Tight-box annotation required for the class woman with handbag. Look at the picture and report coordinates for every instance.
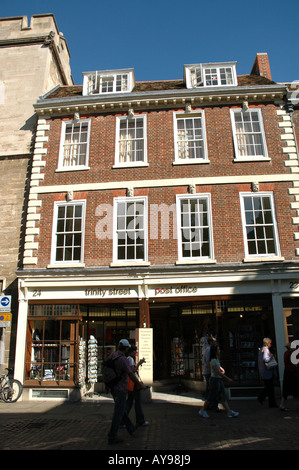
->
[257,337,278,408]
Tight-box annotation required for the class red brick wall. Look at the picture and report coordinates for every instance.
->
[40,103,287,188]
[30,102,298,268]
[34,182,297,268]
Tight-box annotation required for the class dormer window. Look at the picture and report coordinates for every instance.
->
[185,62,237,88]
[204,66,234,86]
[83,69,135,96]
[190,67,203,87]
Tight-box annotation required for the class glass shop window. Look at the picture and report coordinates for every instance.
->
[25,304,79,383]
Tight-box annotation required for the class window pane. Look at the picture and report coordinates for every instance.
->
[118,117,145,163]
[176,115,205,161]
[62,121,89,167]
[242,195,278,257]
[116,200,146,261]
[233,110,266,158]
[178,196,211,259]
[55,204,84,263]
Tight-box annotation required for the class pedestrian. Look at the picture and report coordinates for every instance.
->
[199,343,239,418]
[107,339,146,445]
[203,337,213,398]
[126,346,149,427]
[279,343,299,411]
[257,337,278,408]
[203,336,220,411]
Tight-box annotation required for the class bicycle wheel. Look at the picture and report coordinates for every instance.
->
[2,379,23,403]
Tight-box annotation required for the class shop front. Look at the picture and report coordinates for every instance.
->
[14,269,299,400]
[150,297,275,388]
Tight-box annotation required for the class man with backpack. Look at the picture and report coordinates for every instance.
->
[107,339,146,445]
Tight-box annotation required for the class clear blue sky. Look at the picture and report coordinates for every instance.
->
[2,0,299,86]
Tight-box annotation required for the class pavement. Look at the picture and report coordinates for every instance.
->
[0,386,298,456]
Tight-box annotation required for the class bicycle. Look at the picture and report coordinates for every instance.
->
[0,368,23,403]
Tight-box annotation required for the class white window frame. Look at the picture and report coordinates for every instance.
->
[173,111,208,164]
[115,115,147,167]
[203,65,236,87]
[230,108,269,161]
[58,119,91,171]
[240,192,281,260]
[185,62,237,88]
[82,69,134,95]
[51,200,86,265]
[113,197,148,264]
[176,194,214,262]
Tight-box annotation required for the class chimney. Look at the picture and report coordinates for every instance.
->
[250,53,272,81]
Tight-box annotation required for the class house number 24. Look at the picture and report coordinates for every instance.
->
[289,282,299,290]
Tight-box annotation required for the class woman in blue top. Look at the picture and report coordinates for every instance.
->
[199,343,239,418]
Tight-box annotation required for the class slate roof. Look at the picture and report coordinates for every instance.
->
[44,74,276,100]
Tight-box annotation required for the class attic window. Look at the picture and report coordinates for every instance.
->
[190,67,202,87]
[204,66,234,86]
[185,62,237,88]
[83,69,134,95]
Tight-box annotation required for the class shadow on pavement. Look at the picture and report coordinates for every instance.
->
[0,392,299,451]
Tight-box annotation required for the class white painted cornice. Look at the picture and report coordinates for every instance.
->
[34,84,287,117]
[30,172,299,195]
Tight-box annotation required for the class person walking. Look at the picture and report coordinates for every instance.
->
[257,337,278,408]
[199,343,239,419]
[279,343,299,411]
[126,346,149,427]
[107,339,146,445]
[203,337,214,399]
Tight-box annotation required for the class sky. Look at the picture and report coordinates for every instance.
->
[1,0,299,86]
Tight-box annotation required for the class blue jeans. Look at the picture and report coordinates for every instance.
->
[126,389,145,425]
[108,389,135,442]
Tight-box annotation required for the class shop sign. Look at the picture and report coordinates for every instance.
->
[0,313,11,328]
[27,287,138,300]
[136,328,153,386]
[0,295,11,312]
[153,285,198,296]
[85,287,133,297]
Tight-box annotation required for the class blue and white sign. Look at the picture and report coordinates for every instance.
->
[0,296,11,312]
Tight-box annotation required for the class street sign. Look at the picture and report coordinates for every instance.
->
[0,313,11,327]
[0,296,11,313]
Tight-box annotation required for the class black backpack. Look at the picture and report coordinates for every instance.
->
[101,354,121,391]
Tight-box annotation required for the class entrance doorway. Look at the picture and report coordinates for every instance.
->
[150,303,216,381]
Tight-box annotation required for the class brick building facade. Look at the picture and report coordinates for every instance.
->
[15,53,299,400]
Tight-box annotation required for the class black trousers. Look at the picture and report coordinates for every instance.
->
[258,377,277,407]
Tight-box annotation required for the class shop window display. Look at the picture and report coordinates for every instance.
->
[26,303,138,386]
[80,304,138,385]
[165,297,274,386]
[26,304,79,384]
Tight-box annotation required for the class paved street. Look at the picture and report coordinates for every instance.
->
[0,389,298,454]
